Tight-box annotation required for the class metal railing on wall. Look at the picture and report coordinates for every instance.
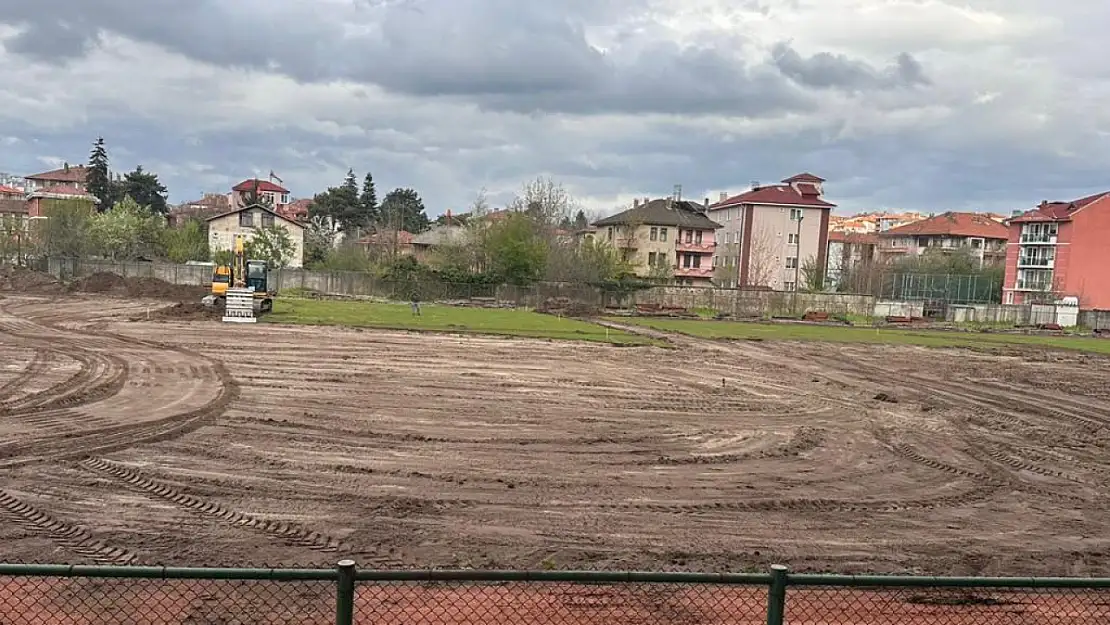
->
[2,562,1109,624]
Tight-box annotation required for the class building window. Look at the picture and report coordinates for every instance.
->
[790,208,803,220]
[648,252,657,266]
[650,227,658,241]
[784,281,796,291]
[712,255,718,267]
[261,212,274,228]
[607,227,613,241]
[685,230,693,243]
[786,257,798,268]
[788,233,799,245]
[695,230,703,244]
[659,228,668,241]
[239,211,254,228]
[692,255,701,268]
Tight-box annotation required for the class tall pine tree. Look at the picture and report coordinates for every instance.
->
[359,172,378,228]
[86,137,113,212]
[122,165,169,215]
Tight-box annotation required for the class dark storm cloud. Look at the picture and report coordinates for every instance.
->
[769,42,930,90]
[0,0,874,116]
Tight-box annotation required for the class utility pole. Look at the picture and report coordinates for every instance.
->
[792,214,803,314]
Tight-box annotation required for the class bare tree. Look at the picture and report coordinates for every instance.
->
[508,177,577,232]
[744,222,777,288]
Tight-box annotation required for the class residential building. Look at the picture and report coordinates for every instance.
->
[825,231,880,291]
[360,230,415,258]
[206,204,306,268]
[231,178,290,211]
[1003,193,1110,308]
[25,164,88,192]
[877,211,928,232]
[0,184,23,199]
[707,173,836,290]
[169,193,231,227]
[280,198,312,222]
[26,186,99,217]
[593,198,720,286]
[877,212,1008,266]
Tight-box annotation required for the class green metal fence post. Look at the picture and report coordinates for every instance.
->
[766,564,788,625]
[336,559,356,625]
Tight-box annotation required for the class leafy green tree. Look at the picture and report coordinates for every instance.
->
[86,137,114,211]
[573,210,589,230]
[483,211,547,285]
[162,219,210,263]
[380,187,430,234]
[311,170,362,234]
[121,165,168,215]
[89,196,164,260]
[249,225,296,268]
[36,198,96,257]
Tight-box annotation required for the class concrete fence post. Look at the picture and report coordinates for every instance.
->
[766,564,788,625]
[336,559,356,625]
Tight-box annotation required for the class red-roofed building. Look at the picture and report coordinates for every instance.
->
[169,193,231,227]
[707,174,836,289]
[231,178,290,211]
[360,229,415,258]
[877,212,1008,266]
[0,185,23,199]
[1002,192,1110,308]
[25,164,88,192]
[279,198,313,222]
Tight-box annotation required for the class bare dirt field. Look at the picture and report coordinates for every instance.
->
[3,292,1110,580]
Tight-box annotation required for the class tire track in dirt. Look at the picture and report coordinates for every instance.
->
[79,458,406,567]
[578,483,997,515]
[0,490,137,564]
[638,426,827,466]
[0,347,50,398]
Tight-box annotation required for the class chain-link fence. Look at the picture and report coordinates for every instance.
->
[2,563,1110,624]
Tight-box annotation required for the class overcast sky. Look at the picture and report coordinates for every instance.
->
[1,0,1108,216]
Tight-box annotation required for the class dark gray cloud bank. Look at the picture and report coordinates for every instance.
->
[0,0,1106,213]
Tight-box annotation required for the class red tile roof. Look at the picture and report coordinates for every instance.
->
[232,178,289,194]
[710,184,836,209]
[1009,192,1109,223]
[26,165,88,183]
[279,198,312,220]
[828,231,879,245]
[880,212,1008,239]
[782,172,825,183]
[0,185,23,196]
[360,230,414,246]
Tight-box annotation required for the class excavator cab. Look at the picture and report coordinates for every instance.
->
[211,265,232,297]
[246,260,274,312]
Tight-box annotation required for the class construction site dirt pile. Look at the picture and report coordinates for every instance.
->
[0,266,65,294]
[70,272,208,301]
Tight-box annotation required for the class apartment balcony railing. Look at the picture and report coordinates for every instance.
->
[1016,280,1053,291]
[1017,257,1054,269]
[674,266,714,278]
[675,240,715,253]
[1020,233,1057,244]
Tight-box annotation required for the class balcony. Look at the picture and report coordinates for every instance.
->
[1016,280,1053,291]
[1017,257,1054,269]
[1020,233,1057,244]
[673,266,714,278]
[675,240,715,253]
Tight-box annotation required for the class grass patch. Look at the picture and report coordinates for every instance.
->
[615,317,1110,355]
[266,298,656,345]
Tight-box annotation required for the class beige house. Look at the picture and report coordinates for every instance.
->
[707,173,836,290]
[206,204,305,268]
[593,198,720,286]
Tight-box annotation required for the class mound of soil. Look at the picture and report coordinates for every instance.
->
[71,272,127,293]
[0,265,65,294]
[131,301,220,321]
[70,272,208,302]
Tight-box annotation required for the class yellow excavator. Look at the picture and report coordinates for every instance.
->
[207,235,275,313]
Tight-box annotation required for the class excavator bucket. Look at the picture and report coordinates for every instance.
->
[222,287,257,323]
